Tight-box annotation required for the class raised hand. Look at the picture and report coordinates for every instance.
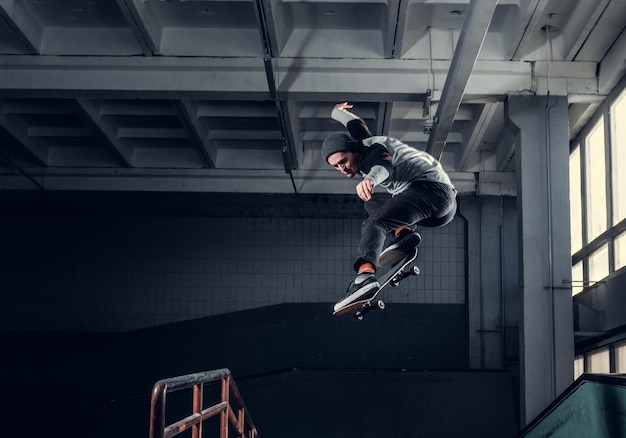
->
[333,102,353,112]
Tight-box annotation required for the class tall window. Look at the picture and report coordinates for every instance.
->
[587,348,610,374]
[570,145,582,254]
[571,82,626,296]
[588,244,609,283]
[616,342,626,373]
[585,117,607,242]
[616,231,626,272]
[577,342,626,377]
[574,355,584,379]
[611,90,626,225]
[571,261,583,296]
[571,84,626,381]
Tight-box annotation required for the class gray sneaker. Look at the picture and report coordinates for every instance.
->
[333,274,380,313]
[378,230,421,267]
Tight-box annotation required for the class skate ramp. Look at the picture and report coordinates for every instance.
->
[518,374,626,437]
[237,369,519,438]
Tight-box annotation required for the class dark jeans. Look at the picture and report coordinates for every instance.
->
[354,181,457,271]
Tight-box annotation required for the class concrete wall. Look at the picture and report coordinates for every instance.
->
[0,191,466,331]
[0,190,523,372]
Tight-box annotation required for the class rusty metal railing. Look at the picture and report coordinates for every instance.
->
[149,368,258,438]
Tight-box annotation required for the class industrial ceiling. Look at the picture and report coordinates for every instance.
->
[0,0,624,197]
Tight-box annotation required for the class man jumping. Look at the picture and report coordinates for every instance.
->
[322,102,457,313]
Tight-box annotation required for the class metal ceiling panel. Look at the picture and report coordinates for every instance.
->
[0,0,623,195]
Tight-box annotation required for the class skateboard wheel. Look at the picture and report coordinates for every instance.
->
[355,311,364,321]
[411,266,420,275]
[377,300,385,310]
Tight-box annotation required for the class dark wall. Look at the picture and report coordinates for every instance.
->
[1,190,467,331]
[1,191,520,437]
[3,302,471,438]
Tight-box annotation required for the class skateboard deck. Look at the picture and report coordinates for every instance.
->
[333,247,420,320]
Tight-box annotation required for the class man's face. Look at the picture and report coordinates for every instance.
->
[327,151,359,177]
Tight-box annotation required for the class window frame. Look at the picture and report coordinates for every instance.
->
[570,77,626,294]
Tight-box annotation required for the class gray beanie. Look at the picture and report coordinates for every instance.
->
[321,132,360,163]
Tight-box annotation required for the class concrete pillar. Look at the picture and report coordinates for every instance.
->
[506,95,574,425]
[464,197,504,370]
[462,195,519,373]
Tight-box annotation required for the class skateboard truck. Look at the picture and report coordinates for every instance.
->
[390,266,420,287]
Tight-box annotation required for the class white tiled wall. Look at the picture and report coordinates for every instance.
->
[0,214,465,331]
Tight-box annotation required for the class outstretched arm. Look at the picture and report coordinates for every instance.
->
[331,102,387,201]
[330,102,373,141]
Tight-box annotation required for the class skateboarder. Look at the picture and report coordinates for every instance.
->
[322,102,457,313]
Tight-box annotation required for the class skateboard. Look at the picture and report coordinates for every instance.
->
[333,247,420,320]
